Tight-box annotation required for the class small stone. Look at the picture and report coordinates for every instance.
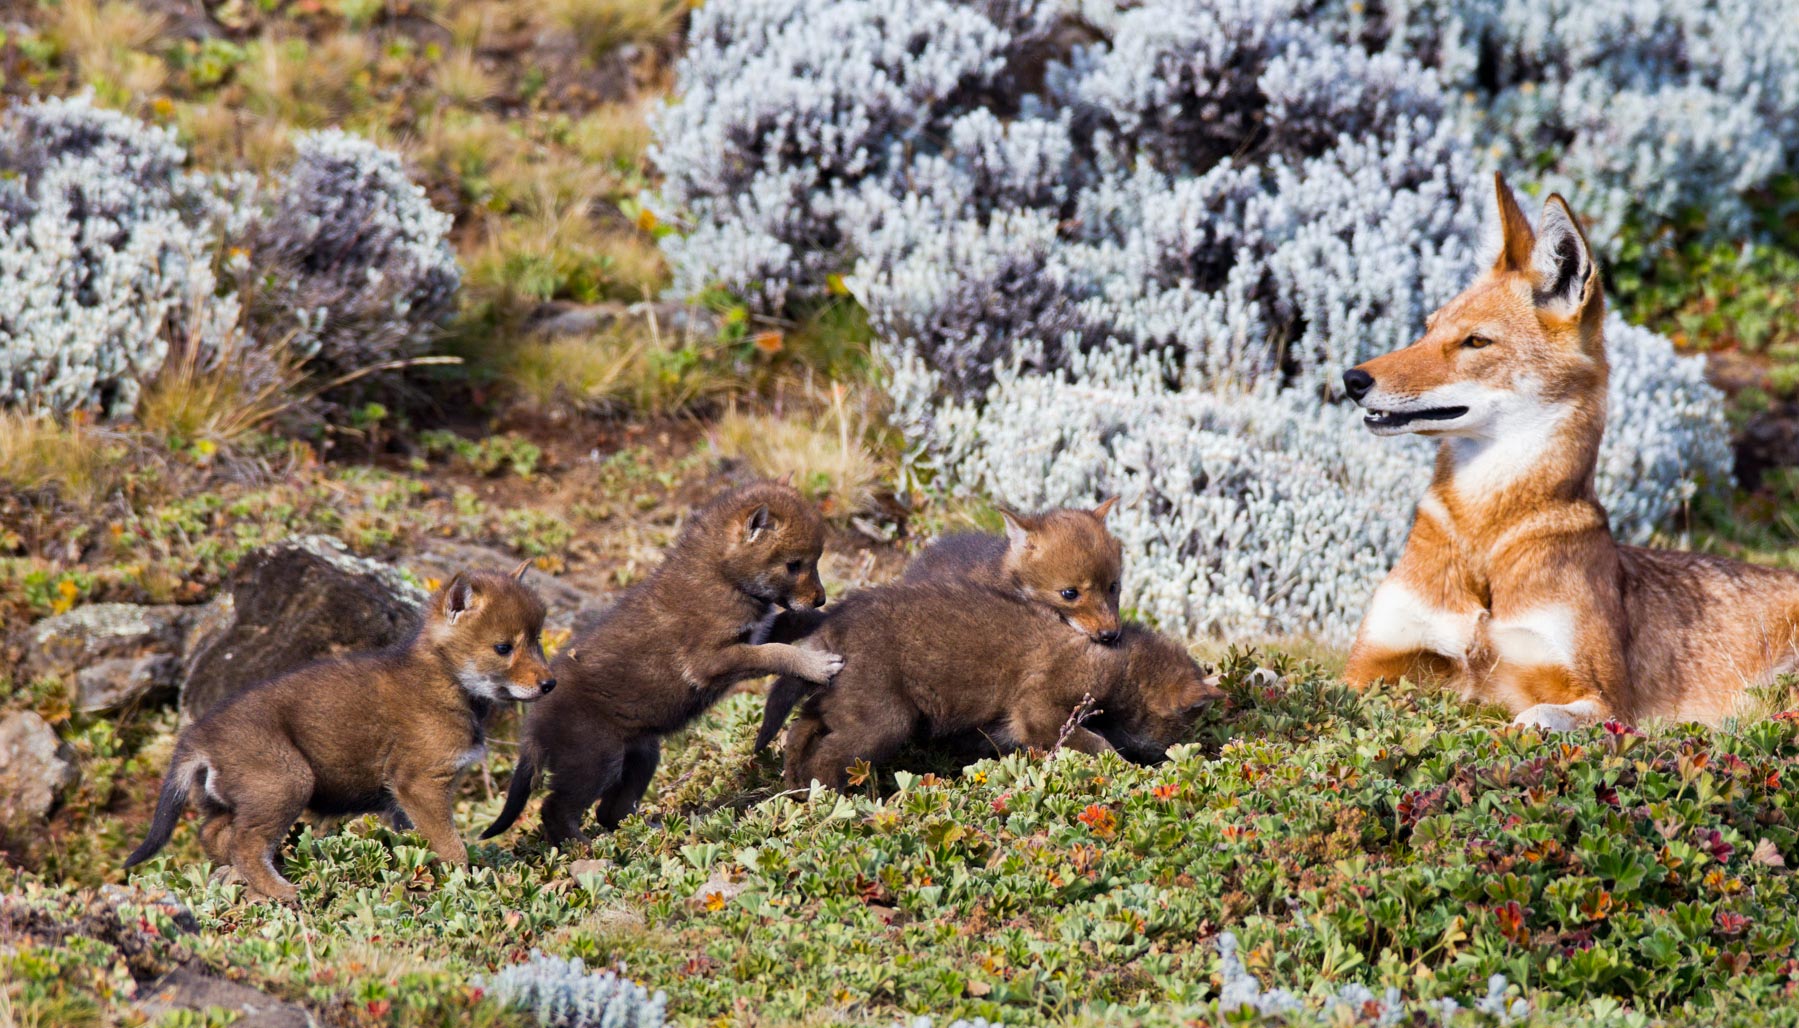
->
[569,858,615,881]
[134,965,316,1028]
[75,654,179,713]
[23,603,188,685]
[0,710,77,826]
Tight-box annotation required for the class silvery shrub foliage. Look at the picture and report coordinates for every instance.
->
[1309,0,1799,257]
[0,95,236,416]
[248,129,460,380]
[0,97,457,416]
[651,0,1736,641]
[482,951,668,1028]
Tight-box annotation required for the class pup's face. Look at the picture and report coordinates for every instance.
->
[1001,498,1124,644]
[722,484,829,610]
[429,563,555,703]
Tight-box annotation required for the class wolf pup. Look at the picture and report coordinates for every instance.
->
[1341,172,1799,730]
[482,480,842,844]
[768,582,1219,791]
[903,498,1124,643]
[124,564,554,901]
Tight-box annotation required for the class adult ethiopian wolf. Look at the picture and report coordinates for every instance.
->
[1339,173,1799,730]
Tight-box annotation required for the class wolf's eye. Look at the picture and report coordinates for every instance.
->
[494,642,514,656]
[786,559,805,573]
[1059,588,1079,601]
[1463,335,1493,349]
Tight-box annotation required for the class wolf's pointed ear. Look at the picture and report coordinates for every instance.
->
[510,559,531,582]
[1091,496,1119,522]
[774,471,795,487]
[443,572,475,625]
[1530,194,1598,322]
[997,505,1033,552]
[744,504,772,544]
[1489,172,1536,274]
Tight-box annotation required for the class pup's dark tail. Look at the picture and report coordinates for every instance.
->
[755,676,815,751]
[481,748,537,839]
[125,751,200,869]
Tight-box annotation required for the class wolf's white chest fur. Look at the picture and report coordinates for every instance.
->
[1360,582,1482,659]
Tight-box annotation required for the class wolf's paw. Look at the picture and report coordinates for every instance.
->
[1512,699,1602,733]
[794,648,845,684]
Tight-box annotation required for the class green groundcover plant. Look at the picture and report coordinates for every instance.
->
[10,654,1799,1026]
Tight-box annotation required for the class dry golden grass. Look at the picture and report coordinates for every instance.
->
[0,411,129,507]
[710,383,885,519]
[505,316,733,417]
[541,0,687,61]
[570,101,655,170]
[433,46,497,108]
[46,0,167,103]
[174,100,292,173]
[240,34,377,127]
[134,329,305,452]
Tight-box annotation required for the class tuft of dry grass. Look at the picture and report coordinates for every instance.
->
[135,323,307,452]
[541,0,688,62]
[0,411,129,507]
[46,0,168,104]
[710,383,885,519]
[504,315,734,417]
[239,34,378,128]
[174,100,292,173]
[570,101,655,170]
[433,46,497,108]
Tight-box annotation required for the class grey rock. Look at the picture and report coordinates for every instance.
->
[23,602,188,685]
[179,535,426,720]
[0,710,76,826]
[74,654,180,713]
[135,965,317,1028]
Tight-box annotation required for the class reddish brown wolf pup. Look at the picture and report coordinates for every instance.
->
[1343,173,1799,729]
[903,498,1124,643]
[482,480,841,844]
[125,564,554,901]
[767,581,1219,791]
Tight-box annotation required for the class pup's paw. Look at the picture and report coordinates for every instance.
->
[794,648,845,684]
[1512,700,1601,733]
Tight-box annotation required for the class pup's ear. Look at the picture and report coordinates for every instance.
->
[743,504,772,544]
[442,572,478,625]
[510,559,531,582]
[1152,670,1224,719]
[1091,496,1119,522]
[774,471,795,487]
[996,505,1033,553]
[1489,171,1536,274]
[1530,193,1599,323]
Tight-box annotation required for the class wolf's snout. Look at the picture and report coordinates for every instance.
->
[1342,368,1374,402]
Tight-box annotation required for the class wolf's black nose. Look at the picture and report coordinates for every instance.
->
[1342,368,1374,401]
[1098,629,1121,646]
[539,677,557,694]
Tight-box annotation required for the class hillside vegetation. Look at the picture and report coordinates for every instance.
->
[5,1,1799,1027]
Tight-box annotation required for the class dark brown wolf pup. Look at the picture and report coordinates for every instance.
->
[482,480,842,845]
[903,498,1124,643]
[125,563,554,901]
[766,581,1218,791]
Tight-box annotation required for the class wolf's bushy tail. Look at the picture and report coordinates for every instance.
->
[481,748,538,839]
[754,676,816,751]
[124,751,201,869]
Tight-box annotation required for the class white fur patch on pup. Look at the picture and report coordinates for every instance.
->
[1488,604,1578,669]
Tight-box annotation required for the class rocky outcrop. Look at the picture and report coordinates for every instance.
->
[0,710,77,827]
[22,603,189,710]
[179,535,427,720]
